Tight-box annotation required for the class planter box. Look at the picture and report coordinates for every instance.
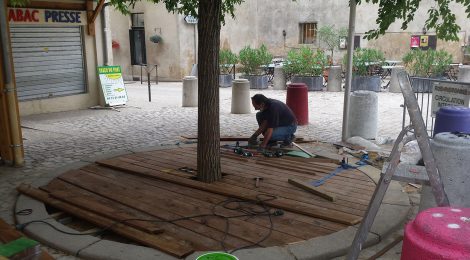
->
[291,76,324,91]
[352,75,381,92]
[410,77,446,93]
[241,75,269,89]
[219,74,233,88]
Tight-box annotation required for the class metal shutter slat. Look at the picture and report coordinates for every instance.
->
[10,25,86,100]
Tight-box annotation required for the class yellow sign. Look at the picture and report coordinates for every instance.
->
[420,36,429,47]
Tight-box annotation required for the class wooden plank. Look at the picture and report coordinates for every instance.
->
[48,190,163,234]
[96,157,362,225]
[126,150,374,206]
[0,218,54,260]
[42,179,246,251]
[17,184,195,258]
[288,179,336,202]
[81,164,339,239]
[90,0,105,23]
[58,170,302,246]
[0,219,22,243]
[123,152,370,213]
[159,149,376,200]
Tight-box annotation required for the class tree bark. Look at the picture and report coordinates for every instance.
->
[196,0,222,183]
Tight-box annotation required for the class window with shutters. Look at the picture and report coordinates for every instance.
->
[299,23,317,44]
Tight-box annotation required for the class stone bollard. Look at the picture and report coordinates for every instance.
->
[388,65,405,93]
[419,132,470,211]
[458,65,470,82]
[347,90,378,139]
[231,79,251,114]
[326,66,342,92]
[273,67,286,90]
[182,76,198,107]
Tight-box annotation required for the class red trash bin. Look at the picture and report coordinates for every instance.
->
[286,83,308,125]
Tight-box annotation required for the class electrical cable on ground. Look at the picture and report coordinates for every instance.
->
[16,195,284,254]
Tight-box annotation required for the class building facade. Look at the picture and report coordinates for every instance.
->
[7,0,108,116]
[109,0,470,81]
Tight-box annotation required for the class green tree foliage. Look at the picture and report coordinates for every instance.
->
[317,25,348,62]
[343,48,385,76]
[284,47,328,76]
[402,49,453,77]
[238,45,273,75]
[219,49,238,74]
[109,0,243,24]
[357,0,470,41]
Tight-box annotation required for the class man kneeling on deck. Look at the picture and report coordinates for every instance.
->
[249,94,297,149]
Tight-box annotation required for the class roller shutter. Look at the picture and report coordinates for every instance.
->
[10,25,86,100]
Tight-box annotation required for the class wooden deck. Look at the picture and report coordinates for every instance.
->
[18,146,376,258]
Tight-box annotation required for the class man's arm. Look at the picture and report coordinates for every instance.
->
[250,120,268,143]
[260,127,273,148]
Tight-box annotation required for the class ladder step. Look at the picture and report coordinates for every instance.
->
[382,163,430,185]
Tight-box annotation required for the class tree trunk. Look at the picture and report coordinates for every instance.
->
[196,0,222,183]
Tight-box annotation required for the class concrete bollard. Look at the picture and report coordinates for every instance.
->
[419,132,470,211]
[326,66,342,92]
[231,79,251,114]
[347,90,378,139]
[182,76,198,107]
[388,65,405,93]
[273,67,286,90]
[458,65,470,82]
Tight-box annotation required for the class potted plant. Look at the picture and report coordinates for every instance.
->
[149,34,162,44]
[343,48,385,92]
[402,49,453,92]
[219,49,238,87]
[284,47,328,91]
[239,44,273,89]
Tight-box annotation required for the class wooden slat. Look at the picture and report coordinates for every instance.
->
[81,164,339,239]
[288,179,336,202]
[17,184,194,258]
[96,157,362,225]
[48,190,163,234]
[57,170,302,246]
[42,179,246,251]
[123,152,370,214]
[146,149,376,203]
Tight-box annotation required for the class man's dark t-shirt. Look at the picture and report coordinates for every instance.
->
[257,99,297,128]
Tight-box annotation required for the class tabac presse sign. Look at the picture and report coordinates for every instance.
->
[98,66,128,106]
[8,8,87,25]
[432,82,470,115]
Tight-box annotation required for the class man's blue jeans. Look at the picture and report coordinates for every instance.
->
[256,112,297,143]
[270,124,297,142]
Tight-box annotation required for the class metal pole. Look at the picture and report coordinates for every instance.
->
[193,24,197,63]
[341,0,357,141]
[0,0,24,166]
[140,65,143,84]
[147,71,151,102]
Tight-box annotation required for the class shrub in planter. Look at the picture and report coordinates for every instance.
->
[343,48,385,92]
[219,49,238,87]
[284,47,328,91]
[402,49,453,92]
[239,44,273,89]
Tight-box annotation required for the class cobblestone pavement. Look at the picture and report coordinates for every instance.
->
[0,81,406,258]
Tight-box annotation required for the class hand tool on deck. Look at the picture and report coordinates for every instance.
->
[253,177,263,188]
